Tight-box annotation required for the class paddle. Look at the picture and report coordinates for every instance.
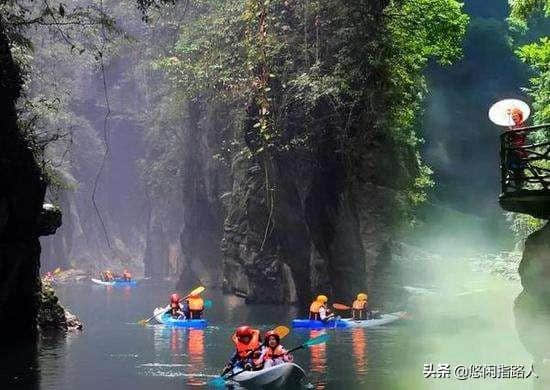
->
[285,333,329,354]
[332,303,351,310]
[204,299,213,309]
[208,326,291,387]
[137,286,205,326]
[333,315,341,329]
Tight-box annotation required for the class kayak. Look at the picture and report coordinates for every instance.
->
[153,307,207,328]
[230,363,305,389]
[91,278,137,287]
[292,312,405,329]
[340,311,406,327]
[291,317,349,329]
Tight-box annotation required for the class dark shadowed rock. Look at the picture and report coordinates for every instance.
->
[36,204,62,236]
[513,222,550,388]
[518,222,550,299]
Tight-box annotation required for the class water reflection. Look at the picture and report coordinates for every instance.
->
[122,286,132,300]
[309,330,327,389]
[170,328,181,361]
[187,329,205,386]
[351,328,368,379]
[0,339,40,390]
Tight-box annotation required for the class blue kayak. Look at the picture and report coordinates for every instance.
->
[153,307,207,328]
[291,318,349,329]
[91,278,137,287]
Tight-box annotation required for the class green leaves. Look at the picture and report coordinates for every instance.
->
[509,1,550,124]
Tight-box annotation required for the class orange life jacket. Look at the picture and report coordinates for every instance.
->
[235,334,260,359]
[264,345,285,360]
[188,297,204,311]
[310,301,323,314]
[352,299,367,310]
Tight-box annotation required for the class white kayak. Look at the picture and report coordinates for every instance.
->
[91,278,114,286]
[230,363,305,389]
[91,278,137,287]
[341,311,406,328]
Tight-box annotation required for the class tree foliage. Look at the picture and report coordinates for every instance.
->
[156,0,467,220]
[509,0,550,123]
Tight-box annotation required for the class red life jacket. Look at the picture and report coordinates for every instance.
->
[234,333,260,359]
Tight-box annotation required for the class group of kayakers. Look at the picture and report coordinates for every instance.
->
[100,269,132,282]
[222,326,293,374]
[310,292,372,321]
[215,292,371,375]
[169,291,204,319]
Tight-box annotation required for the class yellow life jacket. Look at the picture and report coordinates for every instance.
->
[189,297,204,311]
[309,301,323,314]
[352,299,366,310]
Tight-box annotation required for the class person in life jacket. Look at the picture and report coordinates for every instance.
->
[506,107,528,190]
[309,295,334,322]
[102,270,114,282]
[352,293,369,320]
[187,292,204,319]
[122,269,132,281]
[169,293,185,319]
[254,330,293,369]
[223,326,261,374]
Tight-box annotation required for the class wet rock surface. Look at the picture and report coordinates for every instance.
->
[38,282,83,331]
[513,222,550,388]
[0,23,47,344]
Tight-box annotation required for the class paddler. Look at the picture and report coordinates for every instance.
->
[169,293,186,319]
[102,270,114,282]
[254,330,293,369]
[187,291,204,319]
[122,269,132,281]
[352,292,369,320]
[309,295,334,322]
[222,326,261,374]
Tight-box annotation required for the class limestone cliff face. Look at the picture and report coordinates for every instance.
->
[0,22,59,343]
[517,222,550,300]
[514,222,550,374]
[170,101,231,289]
[221,125,415,305]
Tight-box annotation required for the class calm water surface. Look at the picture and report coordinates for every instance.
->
[2,273,544,390]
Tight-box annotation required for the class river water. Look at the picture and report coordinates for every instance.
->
[2,272,545,390]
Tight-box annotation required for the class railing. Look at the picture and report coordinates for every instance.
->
[500,123,550,196]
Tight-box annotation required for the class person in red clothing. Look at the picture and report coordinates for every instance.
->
[222,326,261,374]
[169,293,185,319]
[507,107,527,190]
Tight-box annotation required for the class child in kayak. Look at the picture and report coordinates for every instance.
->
[169,293,186,319]
[255,330,293,369]
[223,326,261,374]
